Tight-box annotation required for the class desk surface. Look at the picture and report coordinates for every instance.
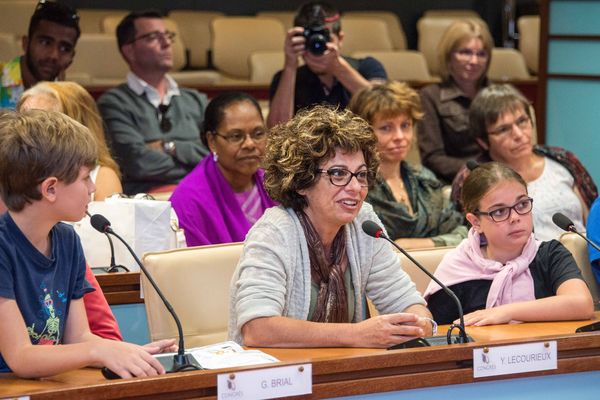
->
[2,316,599,400]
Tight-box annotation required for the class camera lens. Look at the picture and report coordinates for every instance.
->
[306,33,328,55]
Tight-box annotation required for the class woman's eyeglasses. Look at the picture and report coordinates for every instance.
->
[213,130,267,145]
[454,48,489,62]
[317,168,373,188]
[475,197,533,222]
[488,115,531,137]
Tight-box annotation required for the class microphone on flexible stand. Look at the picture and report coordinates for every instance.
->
[86,211,129,273]
[552,212,600,252]
[362,220,472,346]
[89,213,201,378]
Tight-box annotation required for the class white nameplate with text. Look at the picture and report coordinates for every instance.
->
[473,341,557,378]
[217,363,312,400]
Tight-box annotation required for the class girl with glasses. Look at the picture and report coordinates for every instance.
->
[425,162,593,326]
[170,92,276,246]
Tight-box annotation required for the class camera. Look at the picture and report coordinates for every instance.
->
[302,7,330,55]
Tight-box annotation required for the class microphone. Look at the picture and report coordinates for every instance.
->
[362,220,472,346]
[89,213,201,378]
[552,212,600,252]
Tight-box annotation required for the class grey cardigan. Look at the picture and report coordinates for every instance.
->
[228,203,425,344]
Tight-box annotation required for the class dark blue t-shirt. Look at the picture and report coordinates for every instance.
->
[269,56,387,114]
[0,213,92,372]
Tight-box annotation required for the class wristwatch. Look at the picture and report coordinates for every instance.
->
[423,317,438,335]
[162,141,176,156]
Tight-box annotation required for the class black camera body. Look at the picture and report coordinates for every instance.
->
[303,23,330,55]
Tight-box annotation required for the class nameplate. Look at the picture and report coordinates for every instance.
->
[217,363,312,399]
[473,341,557,378]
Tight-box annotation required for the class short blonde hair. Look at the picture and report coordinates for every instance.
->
[437,19,493,82]
[0,110,97,211]
[18,81,121,178]
[349,81,424,124]
[264,105,379,210]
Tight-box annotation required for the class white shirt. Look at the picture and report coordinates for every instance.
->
[126,72,180,107]
[528,157,585,241]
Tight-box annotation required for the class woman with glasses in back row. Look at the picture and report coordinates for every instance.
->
[229,106,434,348]
[418,19,493,183]
[426,162,593,326]
[170,92,276,247]
[451,84,597,241]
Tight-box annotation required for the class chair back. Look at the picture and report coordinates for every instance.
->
[66,33,129,85]
[249,50,285,84]
[0,33,19,62]
[351,50,433,82]
[169,10,224,68]
[211,17,285,79]
[339,17,393,56]
[141,242,243,347]
[559,232,600,304]
[517,15,540,74]
[344,11,407,50]
[0,0,36,36]
[256,11,295,31]
[488,47,532,81]
[78,9,128,34]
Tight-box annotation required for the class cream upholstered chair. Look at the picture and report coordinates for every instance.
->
[65,33,129,86]
[423,9,480,18]
[0,33,19,62]
[0,0,36,36]
[368,246,453,316]
[518,15,540,74]
[169,10,224,69]
[488,47,532,81]
[559,232,600,305]
[344,11,407,50]
[256,11,295,31]
[249,50,285,84]
[78,9,128,34]
[352,50,433,83]
[141,242,243,347]
[211,17,285,81]
[339,17,393,56]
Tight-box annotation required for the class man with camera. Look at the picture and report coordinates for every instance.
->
[266,1,387,128]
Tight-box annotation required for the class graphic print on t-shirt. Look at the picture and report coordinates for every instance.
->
[26,284,66,345]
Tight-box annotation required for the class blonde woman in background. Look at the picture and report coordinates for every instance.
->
[17,81,122,200]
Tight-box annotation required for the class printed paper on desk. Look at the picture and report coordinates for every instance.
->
[473,341,557,378]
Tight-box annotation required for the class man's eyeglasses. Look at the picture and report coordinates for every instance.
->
[317,168,373,188]
[474,197,533,222]
[128,30,176,45]
[157,104,172,132]
[488,115,531,137]
[214,130,267,145]
[35,0,79,22]
[454,48,489,62]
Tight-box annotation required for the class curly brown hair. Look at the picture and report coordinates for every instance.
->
[264,105,379,210]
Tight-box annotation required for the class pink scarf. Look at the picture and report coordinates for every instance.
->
[424,228,540,308]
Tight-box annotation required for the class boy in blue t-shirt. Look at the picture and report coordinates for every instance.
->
[0,110,172,378]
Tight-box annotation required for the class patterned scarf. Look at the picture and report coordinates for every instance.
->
[297,210,349,323]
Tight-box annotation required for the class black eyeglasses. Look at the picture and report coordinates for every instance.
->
[213,129,267,145]
[475,197,533,222]
[157,104,172,132]
[317,168,372,188]
[127,30,176,45]
[35,0,79,22]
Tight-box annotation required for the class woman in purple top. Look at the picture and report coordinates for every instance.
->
[170,92,276,246]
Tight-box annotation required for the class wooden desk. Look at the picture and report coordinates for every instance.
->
[2,317,599,400]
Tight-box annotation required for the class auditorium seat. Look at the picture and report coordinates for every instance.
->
[256,11,295,31]
[344,11,407,50]
[559,232,600,305]
[518,15,540,74]
[0,33,19,62]
[351,50,434,83]
[168,10,224,69]
[488,48,532,81]
[249,50,284,84]
[417,16,487,77]
[78,9,128,34]
[141,242,243,347]
[0,0,36,36]
[423,9,480,18]
[211,17,285,81]
[339,17,393,56]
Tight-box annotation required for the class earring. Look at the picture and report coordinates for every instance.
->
[212,151,218,162]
